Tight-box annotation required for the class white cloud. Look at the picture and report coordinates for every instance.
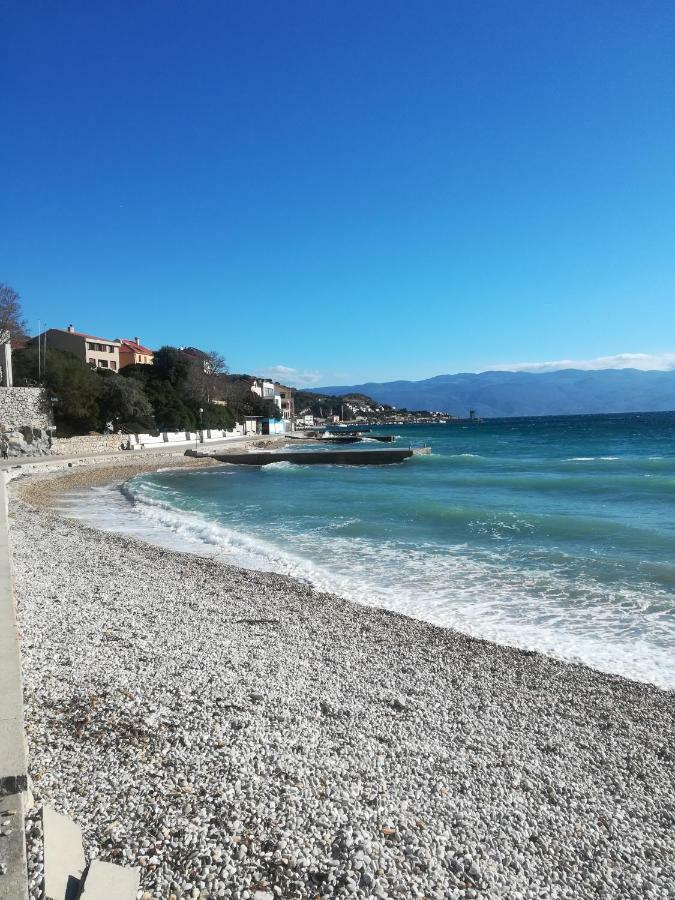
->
[257,364,323,387]
[487,353,675,374]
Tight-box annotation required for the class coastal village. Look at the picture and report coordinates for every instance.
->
[0,320,455,458]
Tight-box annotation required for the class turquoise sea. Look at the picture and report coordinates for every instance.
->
[65,413,675,689]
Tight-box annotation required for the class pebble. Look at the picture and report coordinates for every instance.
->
[9,475,675,900]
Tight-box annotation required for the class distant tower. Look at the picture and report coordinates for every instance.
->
[469,409,476,420]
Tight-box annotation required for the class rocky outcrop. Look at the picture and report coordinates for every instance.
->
[0,427,54,458]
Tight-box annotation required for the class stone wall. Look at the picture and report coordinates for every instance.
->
[0,388,54,457]
[0,388,53,431]
[51,433,129,457]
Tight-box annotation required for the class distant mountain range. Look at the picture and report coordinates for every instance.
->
[312,369,675,418]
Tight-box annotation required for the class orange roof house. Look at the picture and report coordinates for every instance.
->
[118,337,154,369]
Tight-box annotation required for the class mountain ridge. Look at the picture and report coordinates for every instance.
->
[311,368,675,418]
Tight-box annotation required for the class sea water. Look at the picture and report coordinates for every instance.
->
[61,413,675,689]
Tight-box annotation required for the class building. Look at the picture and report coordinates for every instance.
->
[274,383,294,421]
[250,379,294,421]
[118,337,154,368]
[31,325,122,371]
[251,379,277,402]
[251,379,283,414]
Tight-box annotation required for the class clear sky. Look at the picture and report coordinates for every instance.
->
[2,1,674,386]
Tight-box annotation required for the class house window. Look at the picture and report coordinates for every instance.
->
[98,359,108,368]
[108,345,115,353]
[110,361,117,371]
[88,357,95,366]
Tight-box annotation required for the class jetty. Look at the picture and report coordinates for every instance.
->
[187,446,431,466]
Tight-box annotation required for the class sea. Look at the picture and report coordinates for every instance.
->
[59,412,675,690]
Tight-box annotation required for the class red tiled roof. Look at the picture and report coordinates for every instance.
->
[119,338,154,356]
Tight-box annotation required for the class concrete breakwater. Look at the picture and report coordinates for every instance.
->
[189,446,432,466]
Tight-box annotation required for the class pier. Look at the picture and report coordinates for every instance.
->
[187,446,431,466]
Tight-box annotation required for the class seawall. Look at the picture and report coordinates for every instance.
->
[0,474,29,898]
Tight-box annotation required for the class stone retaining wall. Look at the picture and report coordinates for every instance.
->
[51,433,129,456]
[0,387,53,431]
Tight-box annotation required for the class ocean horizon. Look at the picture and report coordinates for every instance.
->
[59,411,675,691]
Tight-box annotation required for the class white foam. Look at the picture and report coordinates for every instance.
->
[56,480,675,691]
[260,460,302,471]
[564,456,620,462]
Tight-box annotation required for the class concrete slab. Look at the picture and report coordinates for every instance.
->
[0,477,27,796]
[0,792,28,899]
[43,805,85,900]
[78,860,140,899]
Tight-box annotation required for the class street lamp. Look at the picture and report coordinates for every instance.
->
[196,407,204,448]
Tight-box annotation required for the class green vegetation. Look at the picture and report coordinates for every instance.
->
[120,346,236,431]
[12,344,238,435]
[293,389,395,419]
[13,347,103,434]
[219,375,284,421]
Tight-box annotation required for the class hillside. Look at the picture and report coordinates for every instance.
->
[293,389,393,419]
[312,369,675,418]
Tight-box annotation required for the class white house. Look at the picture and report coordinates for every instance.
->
[251,379,283,414]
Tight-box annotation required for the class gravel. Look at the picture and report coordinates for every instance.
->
[9,476,675,899]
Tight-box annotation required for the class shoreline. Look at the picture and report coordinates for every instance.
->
[9,461,675,899]
[21,456,675,693]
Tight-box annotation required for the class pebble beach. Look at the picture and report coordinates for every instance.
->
[9,463,675,900]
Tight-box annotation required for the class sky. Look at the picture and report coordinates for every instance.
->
[2,1,675,387]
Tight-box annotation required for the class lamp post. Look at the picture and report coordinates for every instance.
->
[197,407,204,448]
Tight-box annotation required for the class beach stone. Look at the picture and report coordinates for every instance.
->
[7,470,675,900]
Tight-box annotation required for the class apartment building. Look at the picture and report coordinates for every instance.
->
[32,325,122,371]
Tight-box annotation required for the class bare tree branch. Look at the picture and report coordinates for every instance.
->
[0,283,27,342]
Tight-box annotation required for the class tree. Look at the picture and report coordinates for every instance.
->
[99,375,155,431]
[184,349,229,404]
[220,378,280,421]
[13,347,102,434]
[152,346,191,385]
[0,284,27,341]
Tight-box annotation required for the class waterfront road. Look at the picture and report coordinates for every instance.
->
[0,432,294,472]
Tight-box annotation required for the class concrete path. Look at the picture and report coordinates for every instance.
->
[0,477,28,899]
[0,432,294,473]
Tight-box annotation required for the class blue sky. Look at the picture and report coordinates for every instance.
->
[2,1,674,386]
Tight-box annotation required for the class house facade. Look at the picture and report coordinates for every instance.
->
[274,383,294,421]
[118,337,154,368]
[251,379,277,402]
[250,379,294,421]
[32,326,122,371]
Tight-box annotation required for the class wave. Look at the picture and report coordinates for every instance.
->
[127,488,675,689]
[52,460,675,691]
[564,456,619,461]
[431,471,675,497]
[260,460,307,472]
